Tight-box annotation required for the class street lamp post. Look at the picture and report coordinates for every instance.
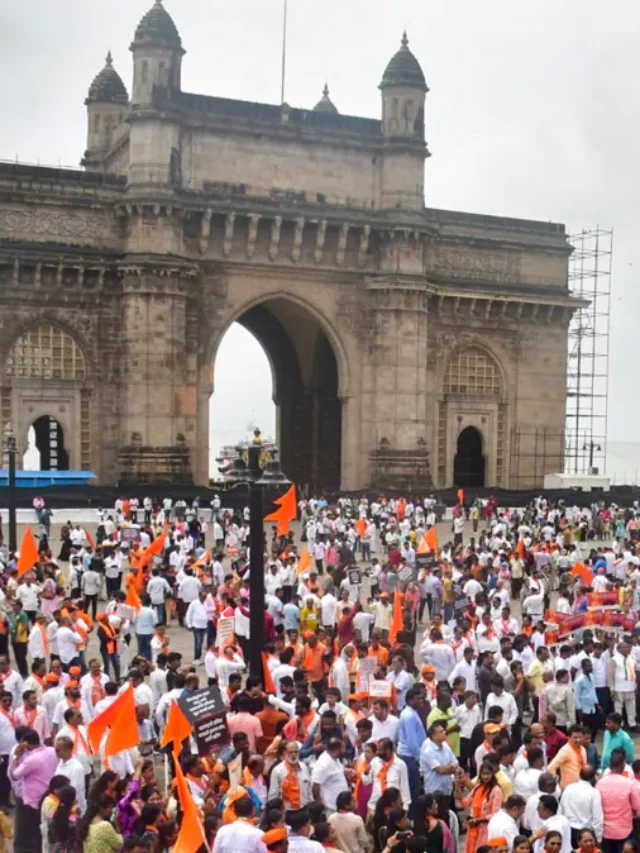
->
[6,431,16,555]
[226,440,290,680]
[583,440,602,472]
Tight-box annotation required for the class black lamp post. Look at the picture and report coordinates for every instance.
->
[583,441,602,471]
[225,441,290,679]
[5,430,16,555]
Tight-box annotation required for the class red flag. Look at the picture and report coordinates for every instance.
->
[16,527,39,577]
[388,590,404,646]
[104,685,139,757]
[265,484,297,536]
[173,754,207,853]
[84,528,96,550]
[160,700,193,756]
[262,653,276,694]
[87,684,137,754]
[425,526,439,553]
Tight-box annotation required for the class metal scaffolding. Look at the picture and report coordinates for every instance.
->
[565,228,613,475]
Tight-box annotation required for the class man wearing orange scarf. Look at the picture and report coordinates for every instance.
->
[363,737,410,813]
[547,724,587,789]
[267,740,312,809]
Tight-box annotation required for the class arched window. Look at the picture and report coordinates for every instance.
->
[6,325,86,380]
[443,346,501,396]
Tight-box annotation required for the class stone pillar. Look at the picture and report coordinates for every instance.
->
[118,262,197,483]
[364,277,432,489]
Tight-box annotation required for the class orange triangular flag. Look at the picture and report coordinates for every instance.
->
[515,538,525,558]
[571,562,594,587]
[84,528,96,550]
[416,536,430,555]
[296,545,313,576]
[388,590,405,646]
[194,548,211,568]
[173,755,207,853]
[355,518,367,538]
[104,684,139,757]
[138,531,168,570]
[16,527,40,577]
[87,684,136,753]
[265,484,297,536]
[125,584,141,613]
[425,526,439,553]
[262,653,276,694]
[160,700,193,756]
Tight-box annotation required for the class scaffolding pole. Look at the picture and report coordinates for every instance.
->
[565,227,613,476]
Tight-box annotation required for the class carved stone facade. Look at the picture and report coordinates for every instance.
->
[0,2,582,490]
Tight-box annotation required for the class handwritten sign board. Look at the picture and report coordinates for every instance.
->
[357,657,376,692]
[397,565,416,584]
[116,604,137,622]
[368,679,393,698]
[178,685,229,755]
[217,617,235,649]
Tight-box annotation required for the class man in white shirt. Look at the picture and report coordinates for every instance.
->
[448,646,478,692]
[56,618,83,670]
[485,676,519,729]
[212,788,266,851]
[15,578,41,620]
[386,655,412,711]
[177,569,201,628]
[364,739,410,811]
[558,766,603,846]
[80,568,101,619]
[55,735,87,814]
[0,656,24,710]
[370,699,399,743]
[311,738,349,814]
[513,747,545,801]
[531,795,571,853]
[422,634,456,682]
[211,646,246,689]
[320,590,338,631]
[487,796,527,850]
[146,570,173,626]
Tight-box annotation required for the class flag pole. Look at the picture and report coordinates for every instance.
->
[280,0,288,104]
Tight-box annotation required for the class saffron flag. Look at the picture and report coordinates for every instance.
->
[262,653,276,694]
[571,562,594,587]
[160,700,193,756]
[173,754,207,853]
[139,532,168,570]
[104,685,139,758]
[16,527,39,577]
[388,590,405,646]
[194,548,211,568]
[457,489,464,505]
[87,684,138,754]
[515,539,525,558]
[416,536,430,555]
[84,528,96,550]
[125,584,141,613]
[296,545,313,576]
[264,483,297,536]
[425,526,439,553]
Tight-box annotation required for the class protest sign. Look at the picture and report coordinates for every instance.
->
[116,604,137,622]
[357,658,376,692]
[178,685,229,755]
[368,680,392,698]
[397,565,416,584]
[348,568,362,587]
[216,617,235,649]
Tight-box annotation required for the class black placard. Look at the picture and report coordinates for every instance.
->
[416,553,435,570]
[178,685,229,755]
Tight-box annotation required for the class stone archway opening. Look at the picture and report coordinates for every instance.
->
[454,426,485,487]
[210,297,343,494]
[23,416,69,471]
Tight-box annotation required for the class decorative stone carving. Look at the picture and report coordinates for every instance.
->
[358,226,371,267]
[0,206,118,245]
[222,213,235,258]
[432,248,521,284]
[269,217,282,261]
[291,217,305,263]
[336,223,350,267]
[314,220,327,264]
[246,214,260,259]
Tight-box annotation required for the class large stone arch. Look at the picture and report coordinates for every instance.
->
[1,320,93,471]
[201,288,354,492]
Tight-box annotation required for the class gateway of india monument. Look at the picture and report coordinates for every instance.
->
[0,0,582,492]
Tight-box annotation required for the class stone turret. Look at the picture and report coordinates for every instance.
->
[130,0,184,106]
[379,33,430,209]
[313,84,339,114]
[83,52,129,171]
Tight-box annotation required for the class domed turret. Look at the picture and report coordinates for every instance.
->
[380,32,428,92]
[313,84,339,114]
[86,52,129,105]
[130,0,185,106]
[132,0,182,50]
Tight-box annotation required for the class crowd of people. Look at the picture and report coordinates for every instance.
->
[0,493,639,853]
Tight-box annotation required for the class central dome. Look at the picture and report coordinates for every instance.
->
[132,0,182,49]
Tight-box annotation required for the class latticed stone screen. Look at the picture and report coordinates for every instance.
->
[6,325,86,380]
[443,346,501,396]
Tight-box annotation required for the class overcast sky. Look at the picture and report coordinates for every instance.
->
[1,0,636,474]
